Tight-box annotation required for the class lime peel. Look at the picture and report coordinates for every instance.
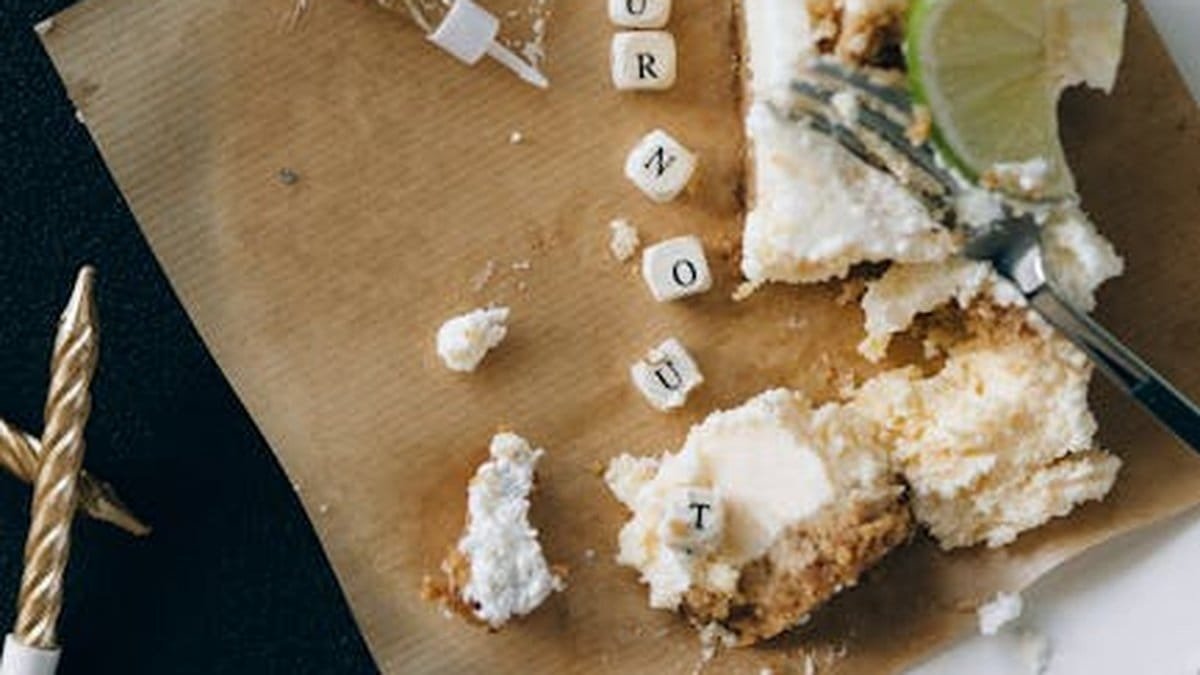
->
[905,0,1127,199]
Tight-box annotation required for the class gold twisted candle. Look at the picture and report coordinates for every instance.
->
[0,419,148,536]
[15,267,100,649]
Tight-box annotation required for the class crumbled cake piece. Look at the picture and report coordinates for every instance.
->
[606,389,910,644]
[683,492,910,643]
[852,327,1120,549]
[609,218,641,261]
[858,259,991,361]
[422,433,566,628]
[435,306,509,372]
[857,205,1123,361]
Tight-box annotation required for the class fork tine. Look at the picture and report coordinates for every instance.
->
[785,60,965,219]
[788,84,950,206]
[769,95,954,222]
[771,98,888,173]
[799,64,961,193]
[810,60,912,116]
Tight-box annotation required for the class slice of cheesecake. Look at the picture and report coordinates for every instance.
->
[606,389,911,644]
[740,0,957,287]
[738,0,1124,546]
[739,0,1122,308]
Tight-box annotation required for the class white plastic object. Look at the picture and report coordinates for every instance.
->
[0,635,59,675]
[630,338,703,411]
[641,235,712,302]
[611,31,676,91]
[428,0,549,89]
[624,129,696,202]
[608,0,671,29]
[660,487,725,554]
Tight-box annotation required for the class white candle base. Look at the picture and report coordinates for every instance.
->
[0,635,59,675]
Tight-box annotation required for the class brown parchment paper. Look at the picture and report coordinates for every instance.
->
[39,0,1200,672]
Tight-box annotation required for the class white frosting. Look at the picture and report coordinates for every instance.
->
[741,0,814,101]
[742,104,957,284]
[457,433,565,627]
[435,306,509,372]
[1040,206,1124,311]
[605,389,892,609]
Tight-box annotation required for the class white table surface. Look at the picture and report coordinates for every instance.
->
[913,2,1200,673]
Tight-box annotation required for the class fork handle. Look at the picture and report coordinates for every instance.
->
[1029,285,1200,452]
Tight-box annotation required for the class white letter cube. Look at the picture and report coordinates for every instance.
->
[608,0,671,28]
[660,487,725,554]
[641,235,712,302]
[611,31,677,91]
[630,338,703,411]
[624,129,696,202]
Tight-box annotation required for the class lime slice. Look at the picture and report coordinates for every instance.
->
[905,0,1126,198]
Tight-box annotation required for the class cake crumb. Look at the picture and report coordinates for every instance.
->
[509,130,524,145]
[608,219,640,262]
[512,260,532,271]
[584,548,597,562]
[318,503,329,515]
[436,306,509,372]
[33,17,55,36]
[424,433,566,628]
[732,280,761,302]
[907,104,933,145]
[74,108,86,125]
[978,591,1023,635]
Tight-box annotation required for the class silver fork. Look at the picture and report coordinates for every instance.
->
[778,60,1200,451]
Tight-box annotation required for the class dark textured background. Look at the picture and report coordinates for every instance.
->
[0,2,377,673]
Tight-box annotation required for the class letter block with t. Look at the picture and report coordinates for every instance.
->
[624,128,696,202]
[641,235,712,302]
[611,31,677,91]
[630,338,704,411]
[661,487,725,554]
[608,0,671,28]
